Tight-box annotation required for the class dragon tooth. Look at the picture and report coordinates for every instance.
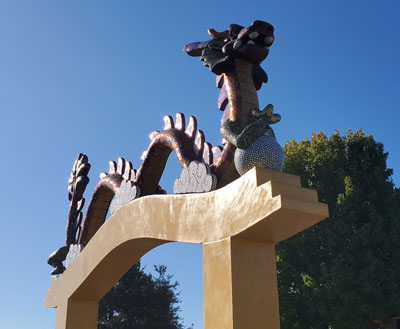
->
[140,151,148,161]
[249,31,259,40]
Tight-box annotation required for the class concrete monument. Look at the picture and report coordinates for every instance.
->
[45,20,329,329]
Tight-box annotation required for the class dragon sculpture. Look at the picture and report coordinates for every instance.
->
[48,20,284,275]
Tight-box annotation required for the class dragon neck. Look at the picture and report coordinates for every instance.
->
[218,59,259,129]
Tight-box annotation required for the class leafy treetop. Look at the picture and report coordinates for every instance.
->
[278,129,400,329]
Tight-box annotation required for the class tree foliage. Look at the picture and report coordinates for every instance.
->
[98,262,183,329]
[277,130,400,329]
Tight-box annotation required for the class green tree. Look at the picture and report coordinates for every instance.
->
[277,130,400,329]
[98,262,184,329]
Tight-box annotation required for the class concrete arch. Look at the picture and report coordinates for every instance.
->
[44,167,328,329]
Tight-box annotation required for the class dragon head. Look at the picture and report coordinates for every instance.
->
[184,20,274,76]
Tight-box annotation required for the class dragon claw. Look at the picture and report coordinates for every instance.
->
[250,104,280,125]
[48,245,69,275]
[264,104,274,115]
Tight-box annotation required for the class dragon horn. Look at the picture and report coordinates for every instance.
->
[207,28,229,40]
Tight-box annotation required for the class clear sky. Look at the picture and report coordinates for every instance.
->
[1,1,399,328]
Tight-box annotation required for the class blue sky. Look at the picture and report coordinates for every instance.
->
[1,1,399,328]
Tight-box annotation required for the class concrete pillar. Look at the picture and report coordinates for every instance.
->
[56,299,98,329]
[203,237,280,329]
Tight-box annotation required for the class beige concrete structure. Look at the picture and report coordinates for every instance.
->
[44,167,328,329]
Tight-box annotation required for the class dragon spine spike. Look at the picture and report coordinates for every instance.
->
[194,130,205,157]
[76,162,91,177]
[140,151,148,161]
[185,116,197,140]
[217,74,224,88]
[130,169,137,181]
[75,217,82,241]
[77,212,83,228]
[212,146,223,164]
[149,131,159,140]
[72,163,78,176]
[109,161,117,174]
[175,113,185,130]
[202,142,213,165]
[72,154,86,175]
[218,84,229,111]
[99,172,107,179]
[76,198,85,213]
[80,153,89,163]
[117,157,125,176]
[74,153,85,165]
[163,115,174,130]
[123,161,133,180]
